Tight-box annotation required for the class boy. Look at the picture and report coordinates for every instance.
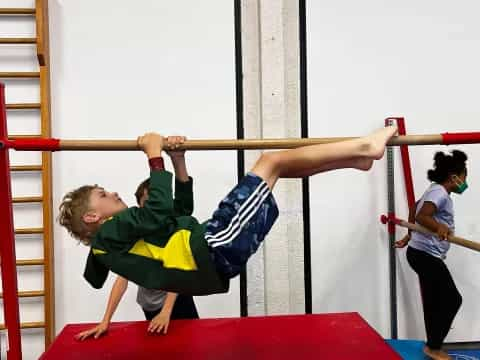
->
[59,127,397,295]
[75,176,198,340]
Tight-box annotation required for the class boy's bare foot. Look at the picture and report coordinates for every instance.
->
[352,157,374,171]
[423,346,452,360]
[362,126,398,160]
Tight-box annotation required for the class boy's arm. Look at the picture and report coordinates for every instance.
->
[115,133,177,238]
[75,276,129,341]
[147,292,178,334]
[171,155,194,216]
[166,136,194,216]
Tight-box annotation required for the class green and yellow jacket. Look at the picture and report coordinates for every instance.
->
[83,170,230,295]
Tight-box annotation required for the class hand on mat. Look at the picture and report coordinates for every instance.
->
[165,136,186,158]
[148,310,171,334]
[436,223,450,240]
[75,321,109,341]
[394,234,410,248]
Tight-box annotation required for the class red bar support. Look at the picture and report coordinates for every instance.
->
[0,83,22,360]
[395,118,415,209]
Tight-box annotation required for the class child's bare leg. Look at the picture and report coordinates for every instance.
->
[251,126,397,188]
[281,157,374,178]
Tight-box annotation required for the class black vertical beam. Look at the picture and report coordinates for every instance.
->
[299,0,312,314]
[234,0,248,317]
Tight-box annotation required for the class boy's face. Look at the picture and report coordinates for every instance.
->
[84,187,127,224]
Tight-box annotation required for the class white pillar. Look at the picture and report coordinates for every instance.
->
[241,0,305,315]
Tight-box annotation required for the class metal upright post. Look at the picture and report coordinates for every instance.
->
[386,118,397,339]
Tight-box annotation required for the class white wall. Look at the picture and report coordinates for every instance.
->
[307,0,480,341]
[50,0,239,329]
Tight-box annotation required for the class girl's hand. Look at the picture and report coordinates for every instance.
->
[437,223,450,240]
[394,234,410,248]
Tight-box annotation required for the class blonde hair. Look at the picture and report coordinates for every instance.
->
[58,185,99,246]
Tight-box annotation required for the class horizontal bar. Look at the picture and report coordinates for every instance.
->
[381,215,480,252]
[12,196,43,203]
[0,322,45,330]
[10,165,42,171]
[0,290,44,298]
[0,38,36,44]
[15,227,43,235]
[2,132,480,151]
[6,103,40,110]
[16,259,44,266]
[0,8,35,15]
[0,72,40,78]
[58,135,447,150]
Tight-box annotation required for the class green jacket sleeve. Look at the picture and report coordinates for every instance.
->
[113,170,176,240]
[83,249,109,289]
[174,177,194,216]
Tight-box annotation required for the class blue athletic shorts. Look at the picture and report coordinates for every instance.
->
[204,172,279,278]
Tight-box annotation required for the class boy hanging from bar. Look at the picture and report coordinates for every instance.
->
[58,127,397,295]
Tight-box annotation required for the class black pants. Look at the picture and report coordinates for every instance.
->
[143,294,199,321]
[406,246,462,350]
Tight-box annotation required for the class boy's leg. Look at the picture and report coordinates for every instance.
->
[251,126,397,188]
[280,157,374,178]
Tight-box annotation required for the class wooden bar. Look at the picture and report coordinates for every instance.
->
[6,132,480,151]
[39,17,55,342]
[36,0,49,66]
[0,8,35,15]
[15,227,43,235]
[16,259,44,266]
[57,134,444,151]
[382,215,480,253]
[0,38,36,44]
[9,134,42,139]
[0,322,45,331]
[12,196,43,203]
[10,165,42,171]
[0,72,40,78]
[6,103,41,110]
[0,290,44,299]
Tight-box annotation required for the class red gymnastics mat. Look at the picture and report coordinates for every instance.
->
[40,312,401,360]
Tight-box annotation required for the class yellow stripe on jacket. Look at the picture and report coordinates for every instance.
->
[128,229,198,271]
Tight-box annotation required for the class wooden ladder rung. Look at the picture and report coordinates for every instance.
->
[10,165,42,171]
[16,259,44,266]
[0,290,44,298]
[15,227,43,235]
[0,8,35,15]
[6,103,41,110]
[12,196,43,203]
[0,72,40,78]
[0,38,36,44]
[8,134,42,139]
[0,322,45,330]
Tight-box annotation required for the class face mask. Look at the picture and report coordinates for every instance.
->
[452,175,468,194]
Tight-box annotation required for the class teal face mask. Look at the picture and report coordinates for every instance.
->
[452,175,468,194]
